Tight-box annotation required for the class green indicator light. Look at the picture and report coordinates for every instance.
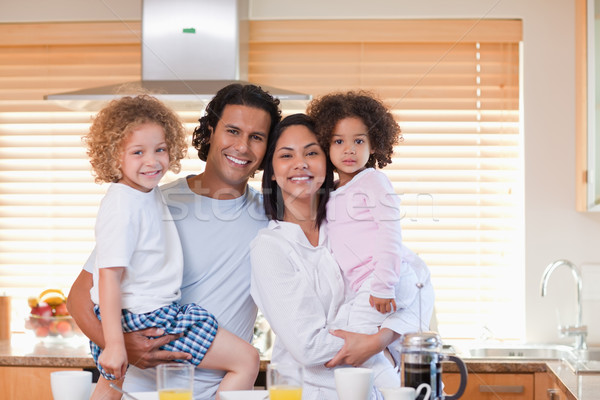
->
[183,28,196,34]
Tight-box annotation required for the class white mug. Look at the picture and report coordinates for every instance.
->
[380,383,431,400]
[334,367,374,400]
[50,370,92,400]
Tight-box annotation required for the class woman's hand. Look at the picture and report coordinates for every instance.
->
[324,328,399,368]
[123,329,191,369]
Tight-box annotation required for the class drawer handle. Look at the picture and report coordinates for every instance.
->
[547,388,561,400]
[479,385,524,393]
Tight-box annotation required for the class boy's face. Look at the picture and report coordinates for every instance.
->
[119,122,169,192]
[329,116,374,187]
[203,104,271,193]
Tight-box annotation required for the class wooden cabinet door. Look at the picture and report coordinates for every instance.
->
[534,372,573,400]
[444,372,534,400]
[0,366,83,400]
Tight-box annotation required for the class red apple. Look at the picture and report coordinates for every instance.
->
[31,303,52,318]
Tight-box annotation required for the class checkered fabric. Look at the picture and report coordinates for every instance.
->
[90,302,218,380]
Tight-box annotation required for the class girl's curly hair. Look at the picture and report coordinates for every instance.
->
[306,90,402,169]
[84,95,188,184]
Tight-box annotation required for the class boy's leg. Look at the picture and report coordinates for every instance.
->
[91,376,123,400]
[199,327,260,393]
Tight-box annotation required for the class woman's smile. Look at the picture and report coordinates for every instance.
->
[272,124,326,202]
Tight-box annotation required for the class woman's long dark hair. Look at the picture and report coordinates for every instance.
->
[262,114,334,228]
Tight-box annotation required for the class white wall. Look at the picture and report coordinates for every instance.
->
[2,0,599,345]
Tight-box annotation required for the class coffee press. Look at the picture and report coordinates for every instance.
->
[399,284,468,400]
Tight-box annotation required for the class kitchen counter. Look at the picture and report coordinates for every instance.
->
[0,333,95,368]
[2,334,600,399]
[0,333,273,370]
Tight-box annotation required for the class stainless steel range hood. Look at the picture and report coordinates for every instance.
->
[45,0,310,109]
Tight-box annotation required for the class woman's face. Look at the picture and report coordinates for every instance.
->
[271,124,326,207]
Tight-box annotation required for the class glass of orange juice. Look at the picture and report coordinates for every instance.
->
[157,363,194,400]
[267,363,303,400]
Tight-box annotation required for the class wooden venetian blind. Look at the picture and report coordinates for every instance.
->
[248,19,523,340]
[0,22,206,325]
[0,22,140,321]
[0,19,522,341]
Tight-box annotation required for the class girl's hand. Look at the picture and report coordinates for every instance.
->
[99,344,128,379]
[369,295,397,314]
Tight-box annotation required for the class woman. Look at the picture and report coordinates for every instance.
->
[250,114,402,399]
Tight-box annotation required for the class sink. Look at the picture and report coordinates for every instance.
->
[567,348,600,374]
[460,344,600,374]
[463,344,574,360]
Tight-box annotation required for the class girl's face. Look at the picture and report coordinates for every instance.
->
[272,124,326,206]
[329,116,374,187]
[119,122,170,192]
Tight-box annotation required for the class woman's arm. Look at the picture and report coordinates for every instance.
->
[324,328,400,368]
[67,268,190,368]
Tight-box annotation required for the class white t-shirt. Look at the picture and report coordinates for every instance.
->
[90,183,182,314]
[84,177,268,399]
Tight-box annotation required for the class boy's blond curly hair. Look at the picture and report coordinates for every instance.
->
[84,95,187,184]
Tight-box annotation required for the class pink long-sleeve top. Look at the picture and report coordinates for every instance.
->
[327,168,405,298]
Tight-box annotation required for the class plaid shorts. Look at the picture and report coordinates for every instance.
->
[90,302,218,380]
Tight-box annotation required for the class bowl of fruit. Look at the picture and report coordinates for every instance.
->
[25,289,83,342]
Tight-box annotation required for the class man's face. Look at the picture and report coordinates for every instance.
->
[204,104,271,192]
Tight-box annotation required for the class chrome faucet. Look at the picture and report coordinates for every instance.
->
[540,259,587,350]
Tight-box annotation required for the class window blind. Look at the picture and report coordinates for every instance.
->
[0,19,523,341]
[248,19,523,340]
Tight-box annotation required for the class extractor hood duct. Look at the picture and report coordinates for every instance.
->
[45,0,310,109]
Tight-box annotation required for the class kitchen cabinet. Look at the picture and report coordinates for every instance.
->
[0,366,83,400]
[443,371,575,400]
[443,372,534,400]
[534,372,573,400]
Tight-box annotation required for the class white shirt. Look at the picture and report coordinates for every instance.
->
[250,220,397,400]
[90,183,182,314]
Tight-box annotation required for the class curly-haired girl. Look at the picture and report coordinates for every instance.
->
[307,91,434,355]
[84,95,259,400]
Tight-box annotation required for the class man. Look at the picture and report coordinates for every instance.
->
[68,83,281,399]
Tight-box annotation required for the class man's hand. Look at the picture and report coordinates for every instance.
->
[369,295,397,314]
[124,328,191,369]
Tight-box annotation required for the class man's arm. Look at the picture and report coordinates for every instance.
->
[67,269,191,368]
[67,269,104,345]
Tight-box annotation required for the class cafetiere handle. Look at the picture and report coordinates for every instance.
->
[444,355,468,400]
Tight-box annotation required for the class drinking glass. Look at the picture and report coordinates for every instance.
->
[156,363,194,400]
[266,363,303,400]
